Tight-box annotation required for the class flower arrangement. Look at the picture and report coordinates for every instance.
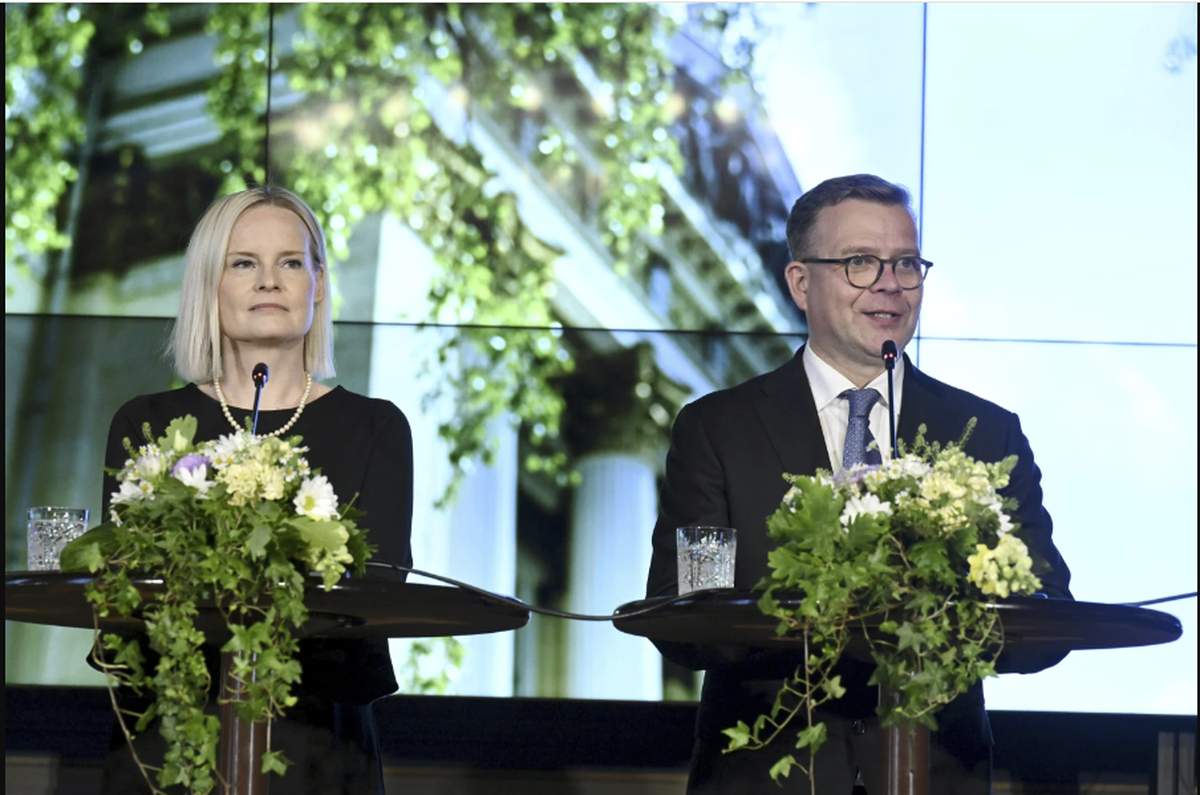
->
[722,421,1044,790]
[61,416,371,794]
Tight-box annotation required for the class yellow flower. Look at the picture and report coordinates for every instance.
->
[968,535,1041,598]
[261,467,286,501]
[920,471,966,502]
[220,461,262,506]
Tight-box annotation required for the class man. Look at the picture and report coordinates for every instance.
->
[646,174,1072,794]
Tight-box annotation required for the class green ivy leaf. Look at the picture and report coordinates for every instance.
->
[287,517,347,550]
[896,622,926,654]
[795,722,827,752]
[819,675,846,699]
[157,415,199,453]
[261,750,290,776]
[768,754,797,782]
[721,720,753,750]
[60,525,116,572]
[246,524,272,559]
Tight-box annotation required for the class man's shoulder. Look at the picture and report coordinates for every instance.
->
[684,368,776,417]
[905,365,1025,454]
[909,365,1017,420]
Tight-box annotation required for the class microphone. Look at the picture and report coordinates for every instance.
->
[881,341,898,460]
[250,363,269,436]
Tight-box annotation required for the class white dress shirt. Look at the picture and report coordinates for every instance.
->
[803,345,906,472]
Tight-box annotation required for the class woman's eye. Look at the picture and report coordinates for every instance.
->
[283,259,304,269]
[231,259,254,269]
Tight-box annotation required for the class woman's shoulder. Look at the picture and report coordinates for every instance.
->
[113,384,208,419]
[320,386,411,431]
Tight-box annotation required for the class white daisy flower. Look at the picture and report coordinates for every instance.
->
[175,463,214,497]
[112,479,149,505]
[840,492,892,527]
[294,475,340,521]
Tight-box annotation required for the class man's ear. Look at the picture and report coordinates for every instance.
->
[784,260,809,312]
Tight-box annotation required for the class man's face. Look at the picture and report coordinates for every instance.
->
[785,199,923,383]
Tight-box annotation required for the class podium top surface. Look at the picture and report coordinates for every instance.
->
[613,590,1183,653]
[5,571,530,640]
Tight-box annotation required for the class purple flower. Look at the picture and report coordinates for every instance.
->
[831,463,881,488]
[172,453,212,476]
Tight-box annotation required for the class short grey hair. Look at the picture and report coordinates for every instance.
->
[170,186,335,383]
[785,174,914,262]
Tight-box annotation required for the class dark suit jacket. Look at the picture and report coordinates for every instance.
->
[646,348,1073,791]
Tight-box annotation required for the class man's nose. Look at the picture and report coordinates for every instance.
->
[872,262,904,292]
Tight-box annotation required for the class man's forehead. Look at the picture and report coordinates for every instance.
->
[813,200,918,250]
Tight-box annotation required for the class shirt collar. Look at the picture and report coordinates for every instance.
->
[802,345,905,410]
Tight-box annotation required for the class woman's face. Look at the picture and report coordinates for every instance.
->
[217,204,324,351]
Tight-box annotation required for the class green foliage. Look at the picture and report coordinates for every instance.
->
[62,417,372,794]
[10,2,742,499]
[5,3,172,295]
[204,3,271,192]
[395,636,468,695]
[727,425,1042,793]
[199,2,706,503]
[5,4,95,288]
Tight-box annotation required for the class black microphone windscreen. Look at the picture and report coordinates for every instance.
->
[252,363,269,385]
[881,340,898,365]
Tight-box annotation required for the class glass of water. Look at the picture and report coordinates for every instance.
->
[676,526,737,595]
[27,507,89,571]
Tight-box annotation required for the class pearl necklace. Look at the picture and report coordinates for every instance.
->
[213,372,313,438]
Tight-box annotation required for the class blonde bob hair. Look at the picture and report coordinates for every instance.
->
[170,186,335,383]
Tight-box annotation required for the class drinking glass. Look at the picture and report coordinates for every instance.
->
[27,507,89,571]
[676,526,737,595]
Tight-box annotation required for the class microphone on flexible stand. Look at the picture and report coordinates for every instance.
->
[250,363,269,436]
[881,341,899,460]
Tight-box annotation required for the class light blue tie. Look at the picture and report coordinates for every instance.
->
[841,388,883,469]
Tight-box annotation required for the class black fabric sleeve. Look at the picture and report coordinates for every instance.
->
[354,401,414,580]
[646,403,792,675]
[297,399,411,703]
[998,413,1072,600]
[647,402,728,599]
[993,411,1074,675]
[100,398,150,522]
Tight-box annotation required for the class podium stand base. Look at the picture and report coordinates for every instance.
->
[218,651,269,795]
[880,686,930,795]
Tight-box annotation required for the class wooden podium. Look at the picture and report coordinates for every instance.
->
[612,590,1184,795]
[5,571,531,795]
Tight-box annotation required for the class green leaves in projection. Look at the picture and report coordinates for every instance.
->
[205,3,697,501]
[10,3,742,496]
[6,3,172,294]
[5,4,94,288]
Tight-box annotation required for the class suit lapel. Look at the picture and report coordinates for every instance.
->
[898,353,930,445]
[753,347,831,477]
[755,351,964,474]
[898,354,962,447]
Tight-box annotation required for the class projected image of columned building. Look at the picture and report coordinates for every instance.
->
[6,4,805,702]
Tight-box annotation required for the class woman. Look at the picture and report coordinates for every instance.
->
[99,186,413,794]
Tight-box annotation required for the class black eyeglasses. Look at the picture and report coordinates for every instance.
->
[801,255,933,290]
